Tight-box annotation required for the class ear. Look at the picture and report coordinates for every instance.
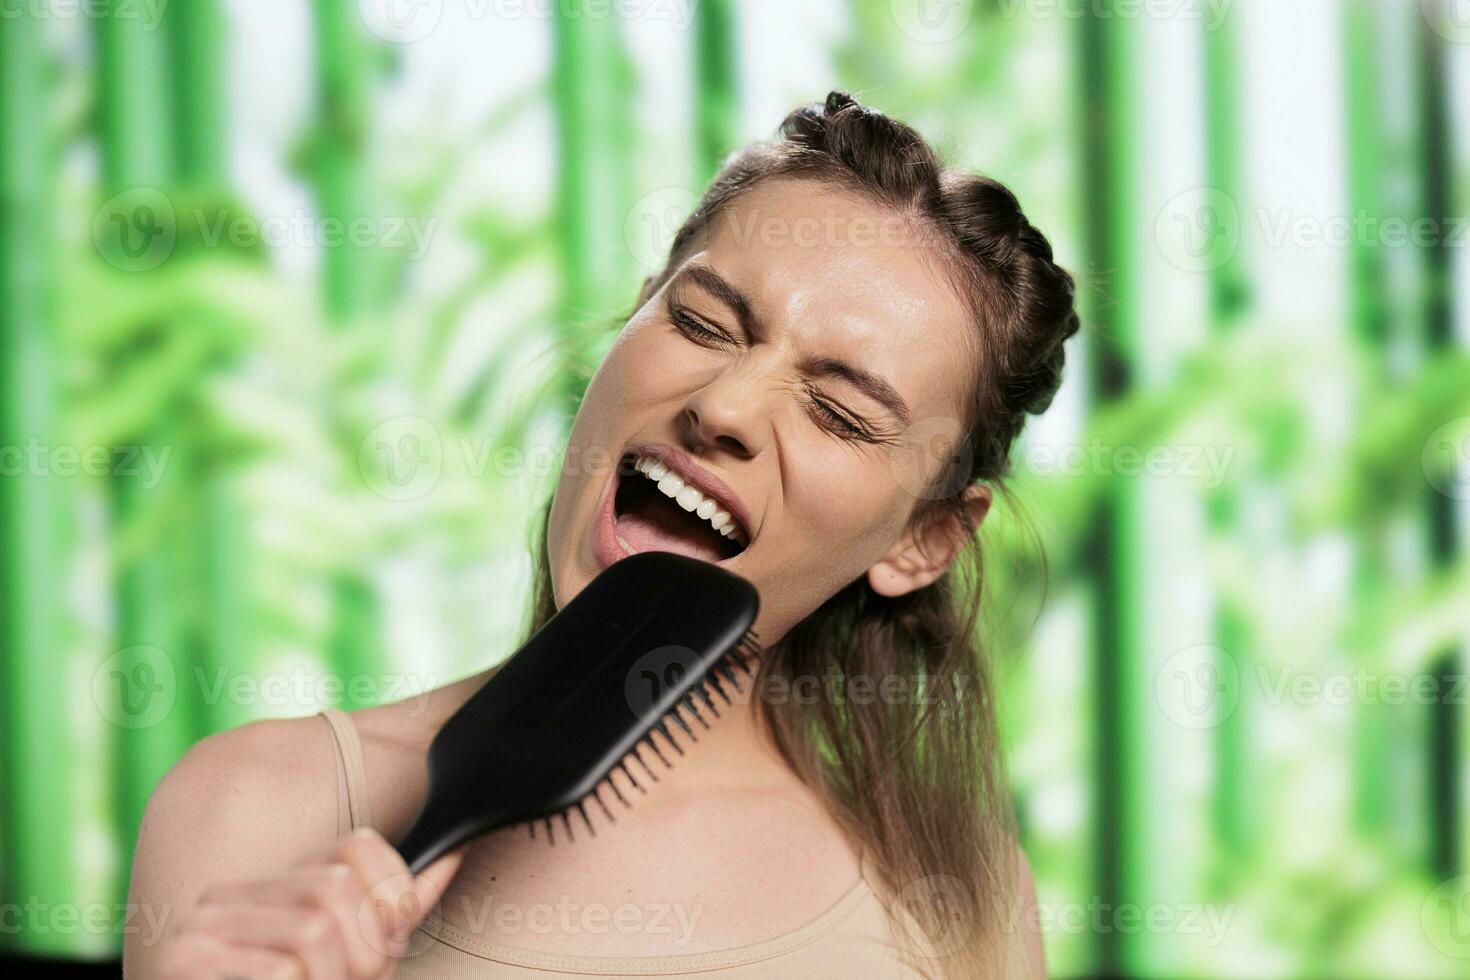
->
[866,484,992,597]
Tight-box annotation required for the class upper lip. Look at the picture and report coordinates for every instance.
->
[622,442,756,543]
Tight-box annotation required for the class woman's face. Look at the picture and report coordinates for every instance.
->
[546,177,982,643]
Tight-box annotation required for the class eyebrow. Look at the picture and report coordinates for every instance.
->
[671,263,914,428]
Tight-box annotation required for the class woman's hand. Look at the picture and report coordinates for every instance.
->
[155,827,463,979]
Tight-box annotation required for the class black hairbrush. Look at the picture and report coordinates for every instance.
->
[394,551,761,874]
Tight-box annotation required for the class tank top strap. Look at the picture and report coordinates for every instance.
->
[319,707,376,835]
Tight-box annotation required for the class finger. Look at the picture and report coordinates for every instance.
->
[189,903,347,979]
[411,846,466,922]
[335,828,424,954]
[199,864,385,979]
[159,932,306,980]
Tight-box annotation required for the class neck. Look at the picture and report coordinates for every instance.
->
[653,668,796,792]
[411,657,799,794]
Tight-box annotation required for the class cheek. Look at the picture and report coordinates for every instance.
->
[779,447,908,563]
[604,322,710,401]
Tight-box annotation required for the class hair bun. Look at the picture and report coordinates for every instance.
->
[824,90,859,115]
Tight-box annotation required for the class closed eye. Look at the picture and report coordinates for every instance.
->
[672,302,878,443]
[810,395,868,439]
[671,307,732,346]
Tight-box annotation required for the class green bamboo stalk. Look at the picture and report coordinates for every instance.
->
[551,0,636,411]
[312,0,386,700]
[692,0,738,185]
[1413,5,1461,882]
[1200,8,1253,869]
[95,0,195,881]
[1341,2,1454,868]
[312,0,378,320]
[0,9,78,957]
[170,0,226,187]
[1076,7,1146,975]
[167,0,251,738]
[1342,0,1392,845]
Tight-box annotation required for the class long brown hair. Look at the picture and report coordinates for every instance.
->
[524,91,1079,978]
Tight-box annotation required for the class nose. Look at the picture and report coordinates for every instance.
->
[680,370,769,458]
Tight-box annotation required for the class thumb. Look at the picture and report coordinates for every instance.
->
[409,846,466,925]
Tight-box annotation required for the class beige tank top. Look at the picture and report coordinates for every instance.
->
[318,708,931,978]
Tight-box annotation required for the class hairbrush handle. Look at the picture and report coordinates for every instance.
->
[391,553,761,878]
[395,789,506,875]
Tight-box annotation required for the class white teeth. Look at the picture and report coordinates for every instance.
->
[675,486,702,511]
[629,453,747,544]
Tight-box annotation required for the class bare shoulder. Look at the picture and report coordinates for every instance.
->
[122,714,342,975]
[128,715,341,901]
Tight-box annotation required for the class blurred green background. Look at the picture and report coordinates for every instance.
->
[2,0,1469,976]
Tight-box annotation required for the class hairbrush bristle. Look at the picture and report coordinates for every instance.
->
[576,801,596,837]
[692,684,721,717]
[632,744,660,781]
[683,696,712,729]
[521,620,761,850]
[593,788,615,823]
[669,708,697,741]
[607,775,631,807]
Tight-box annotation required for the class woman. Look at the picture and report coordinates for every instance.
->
[126,91,1078,979]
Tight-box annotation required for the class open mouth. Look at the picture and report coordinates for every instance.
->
[611,452,750,564]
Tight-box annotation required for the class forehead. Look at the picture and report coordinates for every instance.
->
[692,178,978,426]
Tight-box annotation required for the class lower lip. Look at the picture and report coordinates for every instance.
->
[591,457,743,571]
[592,463,632,569]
